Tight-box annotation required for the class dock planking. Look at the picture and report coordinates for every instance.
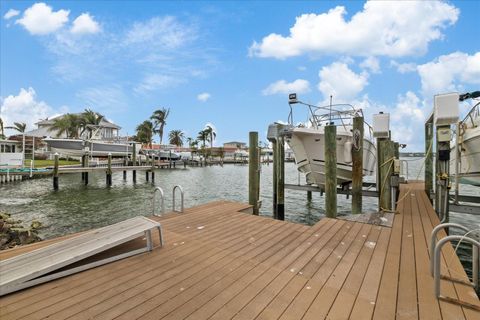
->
[0,184,478,319]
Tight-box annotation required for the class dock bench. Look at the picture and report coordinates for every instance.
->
[0,216,163,296]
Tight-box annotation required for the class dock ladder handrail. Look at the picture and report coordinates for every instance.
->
[433,235,479,301]
[152,187,165,216]
[172,185,184,213]
[430,223,479,298]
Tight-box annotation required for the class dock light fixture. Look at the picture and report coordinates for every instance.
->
[288,93,298,104]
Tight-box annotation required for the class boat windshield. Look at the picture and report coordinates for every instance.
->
[462,101,480,128]
[287,101,373,139]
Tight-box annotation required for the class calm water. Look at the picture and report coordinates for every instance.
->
[1,158,478,280]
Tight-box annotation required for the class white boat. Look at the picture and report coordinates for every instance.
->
[284,103,377,186]
[450,101,480,186]
[43,138,141,157]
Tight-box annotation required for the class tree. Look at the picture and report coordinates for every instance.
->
[151,108,170,145]
[80,109,104,138]
[49,114,81,138]
[168,130,184,147]
[197,130,208,149]
[0,117,5,139]
[135,120,154,147]
[5,122,27,134]
[204,125,216,148]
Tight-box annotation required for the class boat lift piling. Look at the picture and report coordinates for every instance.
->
[248,132,260,215]
[132,143,137,183]
[324,123,337,218]
[106,153,112,186]
[351,116,364,214]
[53,153,59,190]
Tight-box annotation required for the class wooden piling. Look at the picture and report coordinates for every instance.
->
[324,123,337,218]
[132,143,136,183]
[123,170,127,180]
[307,191,312,202]
[53,153,59,190]
[378,139,395,211]
[81,155,86,181]
[271,139,278,219]
[106,153,112,186]
[351,116,363,214]
[248,132,260,215]
[425,121,434,202]
[276,136,285,220]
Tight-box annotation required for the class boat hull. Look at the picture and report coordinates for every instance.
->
[286,127,377,186]
[43,138,137,157]
[450,125,480,186]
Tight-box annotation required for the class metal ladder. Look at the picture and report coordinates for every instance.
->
[430,223,479,306]
[152,185,185,216]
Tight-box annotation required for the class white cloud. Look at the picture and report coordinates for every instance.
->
[318,62,368,102]
[70,13,100,35]
[134,74,186,94]
[250,1,458,59]
[4,9,20,20]
[197,93,211,102]
[390,92,426,150]
[390,61,417,74]
[417,52,480,98]
[297,66,307,71]
[124,16,196,49]
[0,88,53,135]
[262,79,310,96]
[360,56,380,74]
[16,2,69,35]
[77,85,129,114]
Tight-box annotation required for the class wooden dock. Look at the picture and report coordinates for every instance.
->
[0,183,479,319]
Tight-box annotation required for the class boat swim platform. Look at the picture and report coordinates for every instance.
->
[0,184,479,319]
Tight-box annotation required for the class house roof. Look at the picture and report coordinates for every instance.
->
[223,141,246,145]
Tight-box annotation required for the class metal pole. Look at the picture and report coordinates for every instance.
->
[324,123,337,218]
[248,132,260,215]
[352,116,363,214]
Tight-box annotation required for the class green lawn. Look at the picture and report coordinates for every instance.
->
[24,159,80,168]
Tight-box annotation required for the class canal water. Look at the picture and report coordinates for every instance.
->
[1,158,478,280]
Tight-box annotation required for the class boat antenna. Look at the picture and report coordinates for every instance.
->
[329,95,333,123]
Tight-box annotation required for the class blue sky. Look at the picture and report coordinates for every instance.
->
[1,1,479,150]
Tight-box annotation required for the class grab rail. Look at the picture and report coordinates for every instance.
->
[152,187,165,216]
[433,235,480,298]
[430,223,470,276]
[172,185,184,213]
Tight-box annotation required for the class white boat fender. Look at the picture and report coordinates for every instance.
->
[344,140,353,163]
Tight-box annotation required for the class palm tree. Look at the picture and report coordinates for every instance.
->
[135,120,154,147]
[204,125,216,148]
[80,109,104,138]
[0,117,5,139]
[168,130,184,147]
[5,122,27,134]
[49,114,81,138]
[197,130,208,149]
[151,108,170,145]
